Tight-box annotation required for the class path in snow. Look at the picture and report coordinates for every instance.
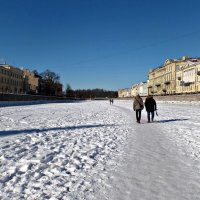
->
[1,100,200,200]
[97,103,200,200]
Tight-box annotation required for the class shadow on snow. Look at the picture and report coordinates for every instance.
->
[155,118,189,123]
[0,124,117,137]
[0,100,84,108]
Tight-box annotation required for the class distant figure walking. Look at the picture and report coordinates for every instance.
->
[133,94,144,123]
[145,95,157,123]
[110,98,114,105]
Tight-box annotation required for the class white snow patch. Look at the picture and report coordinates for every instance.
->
[0,100,200,199]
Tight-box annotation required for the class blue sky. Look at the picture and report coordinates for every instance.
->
[1,0,200,90]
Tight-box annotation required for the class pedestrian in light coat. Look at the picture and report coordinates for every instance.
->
[133,94,144,123]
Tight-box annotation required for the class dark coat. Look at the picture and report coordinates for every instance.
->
[145,96,157,112]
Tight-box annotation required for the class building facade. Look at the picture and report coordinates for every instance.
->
[148,65,166,95]
[23,69,39,94]
[131,84,139,97]
[131,82,148,97]
[118,88,131,98]
[176,60,200,94]
[0,64,23,93]
[163,58,188,95]
[119,56,200,97]
[148,56,197,95]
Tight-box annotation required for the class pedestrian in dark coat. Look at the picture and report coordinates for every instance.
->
[133,94,144,123]
[109,98,113,104]
[145,95,157,123]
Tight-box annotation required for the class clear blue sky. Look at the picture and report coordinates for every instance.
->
[1,0,200,90]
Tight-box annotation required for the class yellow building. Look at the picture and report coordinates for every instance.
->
[131,84,139,97]
[0,64,23,93]
[148,56,191,95]
[163,58,188,95]
[176,60,200,94]
[148,66,166,95]
[23,69,39,94]
[118,88,131,98]
[196,62,200,92]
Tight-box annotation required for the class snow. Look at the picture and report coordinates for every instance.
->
[0,100,200,199]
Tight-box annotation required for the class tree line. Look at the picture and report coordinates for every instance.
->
[31,69,62,96]
[66,84,118,99]
[32,70,118,98]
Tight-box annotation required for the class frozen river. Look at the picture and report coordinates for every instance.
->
[0,100,200,200]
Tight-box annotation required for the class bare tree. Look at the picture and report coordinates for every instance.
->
[66,84,74,98]
[40,69,60,83]
[40,69,61,96]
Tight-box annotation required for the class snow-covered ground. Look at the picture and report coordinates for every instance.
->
[0,100,200,200]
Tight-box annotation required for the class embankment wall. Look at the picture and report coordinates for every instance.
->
[118,94,200,102]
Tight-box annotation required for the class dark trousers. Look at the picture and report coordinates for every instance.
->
[136,109,142,122]
[147,111,154,122]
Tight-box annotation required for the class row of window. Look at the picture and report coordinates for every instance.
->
[166,66,173,72]
[178,85,200,92]
[152,65,200,78]
[154,74,200,84]
[152,83,200,93]
[0,68,23,79]
[0,77,23,86]
[0,87,22,93]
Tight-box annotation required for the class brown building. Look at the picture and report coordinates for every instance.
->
[0,64,23,93]
[23,69,39,94]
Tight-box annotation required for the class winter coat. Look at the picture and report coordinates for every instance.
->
[133,95,144,111]
[145,96,157,112]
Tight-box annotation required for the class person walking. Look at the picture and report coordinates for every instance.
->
[133,94,144,123]
[144,95,157,123]
[109,98,114,104]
